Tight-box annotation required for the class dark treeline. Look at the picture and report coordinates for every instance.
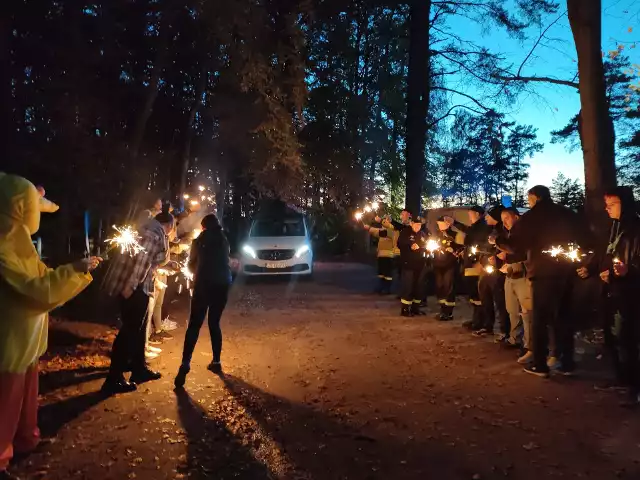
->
[3,1,638,256]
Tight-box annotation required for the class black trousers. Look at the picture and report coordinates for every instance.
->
[400,268,423,306]
[478,274,509,334]
[465,275,485,328]
[531,275,575,371]
[181,284,230,369]
[109,288,150,377]
[608,294,640,394]
[434,266,456,309]
[377,257,394,280]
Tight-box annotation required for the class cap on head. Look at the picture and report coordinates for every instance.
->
[487,205,504,222]
[469,206,485,215]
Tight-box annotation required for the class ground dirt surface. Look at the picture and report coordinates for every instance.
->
[12,263,640,480]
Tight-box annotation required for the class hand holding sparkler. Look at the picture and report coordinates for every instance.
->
[612,257,628,277]
[542,244,588,262]
[105,225,146,256]
[73,256,103,273]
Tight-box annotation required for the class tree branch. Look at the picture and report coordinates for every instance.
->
[492,74,579,88]
[428,104,486,128]
[431,86,490,111]
[516,10,566,78]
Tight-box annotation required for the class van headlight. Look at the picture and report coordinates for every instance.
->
[242,245,257,259]
[295,245,310,258]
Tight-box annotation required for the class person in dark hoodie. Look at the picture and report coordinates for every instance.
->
[175,214,232,388]
[432,216,464,321]
[598,187,640,406]
[500,185,594,378]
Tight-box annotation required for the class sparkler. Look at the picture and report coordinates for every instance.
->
[613,257,622,264]
[542,244,588,262]
[198,185,205,192]
[183,194,190,200]
[105,225,146,256]
[190,199,199,206]
[354,212,363,221]
[485,265,495,274]
[469,245,478,257]
[353,200,381,223]
[192,228,202,239]
[425,238,441,254]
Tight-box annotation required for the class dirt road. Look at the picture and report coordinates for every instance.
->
[14,263,640,480]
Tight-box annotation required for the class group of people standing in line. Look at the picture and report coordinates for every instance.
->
[365,184,639,406]
[0,175,232,480]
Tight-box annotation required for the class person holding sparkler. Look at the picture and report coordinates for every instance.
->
[493,208,534,362]
[595,187,640,406]
[102,212,174,394]
[498,185,594,378]
[0,174,100,480]
[175,213,232,387]
[397,215,428,317]
[364,215,398,295]
[444,206,491,331]
[432,216,464,321]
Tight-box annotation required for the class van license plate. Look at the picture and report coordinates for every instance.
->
[266,262,287,269]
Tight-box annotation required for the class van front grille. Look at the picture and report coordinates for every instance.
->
[256,249,296,261]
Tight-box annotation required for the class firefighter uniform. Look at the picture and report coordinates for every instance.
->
[452,210,492,330]
[366,217,398,295]
[397,226,427,317]
[431,225,464,321]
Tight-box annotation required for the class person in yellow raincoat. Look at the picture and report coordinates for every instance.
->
[0,173,101,480]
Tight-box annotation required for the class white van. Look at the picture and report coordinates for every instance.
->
[240,213,314,277]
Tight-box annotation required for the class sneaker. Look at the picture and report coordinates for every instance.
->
[523,365,550,378]
[494,333,508,344]
[147,345,162,354]
[517,350,534,365]
[207,362,223,375]
[162,319,178,331]
[472,328,490,337]
[101,377,137,395]
[547,356,560,370]
[155,330,173,339]
[148,337,163,345]
[145,350,159,359]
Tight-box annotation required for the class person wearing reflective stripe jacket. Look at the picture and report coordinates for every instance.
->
[364,216,397,295]
[432,217,464,321]
[445,206,492,330]
[397,217,428,317]
[499,185,594,378]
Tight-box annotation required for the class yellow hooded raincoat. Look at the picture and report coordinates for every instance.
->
[0,173,92,374]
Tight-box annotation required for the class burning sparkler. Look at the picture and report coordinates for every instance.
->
[371,201,379,211]
[613,257,622,264]
[183,194,190,200]
[105,225,146,256]
[469,245,478,257]
[354,212,363,221]
[198,185,205,192]
[484,265,495,274]
[542,244,588,262]
[425,238,441,254]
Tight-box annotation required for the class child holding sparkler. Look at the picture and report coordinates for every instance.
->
[175,213,232,388]
[0,174,100,480]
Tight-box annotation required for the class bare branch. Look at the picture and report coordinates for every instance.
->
[431,86,491,111]
[428,104,486,128]
[492,74,579,89]
[516,10,566,77]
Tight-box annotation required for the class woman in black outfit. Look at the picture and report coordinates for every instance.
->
[175,214,232,387]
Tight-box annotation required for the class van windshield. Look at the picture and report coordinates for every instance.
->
[251,218,305,237]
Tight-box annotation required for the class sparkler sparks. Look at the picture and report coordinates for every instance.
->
[469,245,478,256]
[354,212,363,221]
[105,225,145,256]
[542,244,587,262]
[198,185,205,192]
[485,265,495,274]
[425,239,441,253]
[192,228,202,239]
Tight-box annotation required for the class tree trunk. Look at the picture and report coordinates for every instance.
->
[567,0,616,231]
[404,0,431,216]
[178,65,208,197]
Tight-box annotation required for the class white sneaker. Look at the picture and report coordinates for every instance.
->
[162,319,178,331]
[517,351,534,365]
[547,356,560,369]
[147,345,162,354]
[145,350,159,359]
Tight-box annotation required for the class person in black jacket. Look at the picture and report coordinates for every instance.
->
[476,206,510,340]
[398,217,427,317]
[432,217,464,321]
[501,185,594,378]
[445,206,492,330]
[598,187,640,406]
[175,214,232,388]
